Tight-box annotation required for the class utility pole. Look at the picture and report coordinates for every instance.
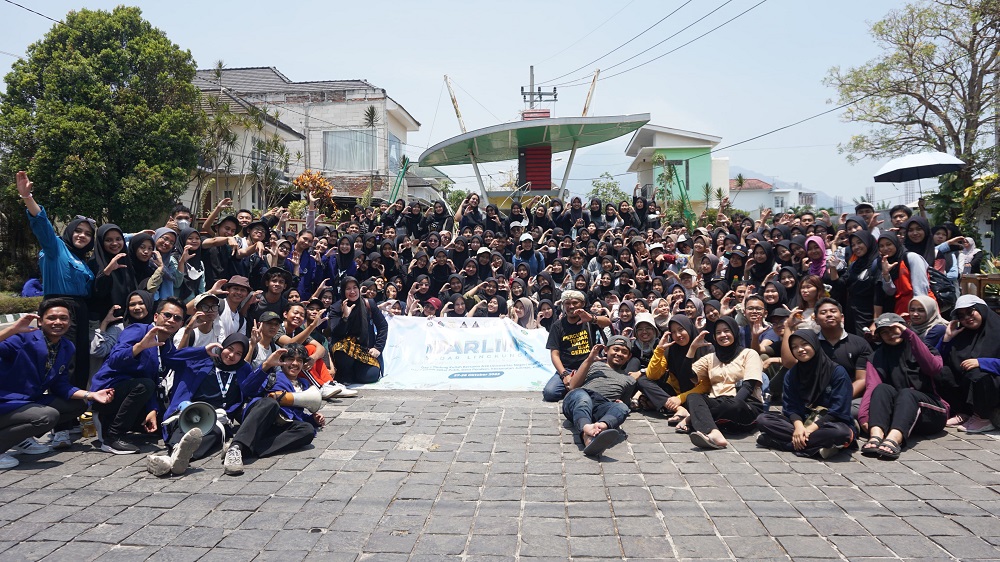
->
[994,73,999,173]
[521,66,557,108]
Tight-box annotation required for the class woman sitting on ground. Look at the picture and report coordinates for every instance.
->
[937,295,1000,433]
[859,313,947,460]
[684,316,766,449]
[635,316,710,424]
[756,330,855,458]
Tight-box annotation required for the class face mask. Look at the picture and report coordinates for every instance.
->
[553,206,562,213]
[547,247,557,253]
[177,219,191,231]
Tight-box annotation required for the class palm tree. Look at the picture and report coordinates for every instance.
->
[361,105,381,206]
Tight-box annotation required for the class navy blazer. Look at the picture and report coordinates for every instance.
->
[90,323,180,414]
[0,331,79,415]
[240,366,319,431]
[161,346,255,440]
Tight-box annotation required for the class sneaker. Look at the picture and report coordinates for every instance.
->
[146,454,172,477]
[946,413,970,427]
[11,437,50,456]
[319,383,342,400]
[100,438,140,455]
[68,425,83,436]
[50,430,72,450]
[818,446,842,459]
[170,428,203,475]
[330,381,358,398]
[962,415,995,434]
[756,433,786,450]
[0,453,18,469]
[224,445,244,475]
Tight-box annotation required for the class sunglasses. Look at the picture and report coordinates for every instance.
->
[159,311,183,322]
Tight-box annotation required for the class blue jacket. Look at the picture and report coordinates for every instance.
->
[90,323,180,414]
[782,363,854,425]
[0,331,80,415]
[28,207,93,297]
[296,251,323,300]
[240,366,319,431]
[160,347,255,440]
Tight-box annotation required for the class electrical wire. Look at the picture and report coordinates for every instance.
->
[537,1,636,64]
[0,49,22,59]
[2,0,69,27]
[450,77,503,123]
[538,0,694,85]
[556,0,770,88]
[551,0,735,88]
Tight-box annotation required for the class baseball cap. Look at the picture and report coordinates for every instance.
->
[520,233,533,242]
[873,312,906,331]
[425,297,443,310]
[607,335,632,349]
[191,293,220,310]
[680,269,697,278]
[633,312,657,331]
[648,243,664,252]
[767,308,791,321]
[477,247,491,255]
[259,311,281,323]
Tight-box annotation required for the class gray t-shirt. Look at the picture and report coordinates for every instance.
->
[581,362,637,402]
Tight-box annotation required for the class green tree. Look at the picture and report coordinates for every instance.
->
[587,172,629,205]
[0,7,203,232]
[824,0,999,221]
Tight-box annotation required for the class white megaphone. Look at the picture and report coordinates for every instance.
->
[276,385,322,413]
[177,401,218,435]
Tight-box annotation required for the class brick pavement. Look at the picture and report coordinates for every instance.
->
[1,390,1000,561]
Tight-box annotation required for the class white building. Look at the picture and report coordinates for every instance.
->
[728,178,817,218]
[189,66,430,213]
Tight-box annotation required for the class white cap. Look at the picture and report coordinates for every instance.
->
[477,247,491,255]
[520,233,534,242]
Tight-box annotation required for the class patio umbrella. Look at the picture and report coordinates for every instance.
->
[873,151,966,183]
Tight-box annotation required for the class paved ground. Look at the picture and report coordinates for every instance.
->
[1,390,1000,561]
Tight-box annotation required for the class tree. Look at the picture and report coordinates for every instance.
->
[587,172,629,205]
[824,0,999,221]
[0,7,203,232]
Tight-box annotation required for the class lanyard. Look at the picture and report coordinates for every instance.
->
[215,368,235,397]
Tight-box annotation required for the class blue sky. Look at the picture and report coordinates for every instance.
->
[0,0,916,204]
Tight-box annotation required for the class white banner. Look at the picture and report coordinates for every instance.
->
[372,316,555,391]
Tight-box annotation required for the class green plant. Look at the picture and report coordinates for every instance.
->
[0,295,42,315]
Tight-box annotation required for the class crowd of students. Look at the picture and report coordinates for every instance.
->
[2,169,997,472]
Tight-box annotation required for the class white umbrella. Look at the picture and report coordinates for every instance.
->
[873,151,966,183]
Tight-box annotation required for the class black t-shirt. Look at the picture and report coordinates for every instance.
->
[819,331,872,376]
[546,317,593,370]
[193,367,243,410]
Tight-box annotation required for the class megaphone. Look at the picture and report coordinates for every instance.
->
[177,401,218,435]
[276,385,322,413]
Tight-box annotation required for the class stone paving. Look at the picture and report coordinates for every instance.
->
[2,390,1000,561]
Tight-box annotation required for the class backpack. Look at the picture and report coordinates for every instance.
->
[927,267,957,318]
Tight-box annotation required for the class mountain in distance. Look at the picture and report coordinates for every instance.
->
[728,165,837,209]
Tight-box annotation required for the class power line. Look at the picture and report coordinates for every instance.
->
[2,0,69,27]
[450,77,503,123]
[539,0,694,85]
[557,0,770,88]
[537,1,636,64]
[0,49,22,58]
[552,0,735,88]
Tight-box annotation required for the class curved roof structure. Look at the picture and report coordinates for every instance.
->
[419,113,650,167]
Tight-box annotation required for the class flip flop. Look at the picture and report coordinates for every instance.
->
[860,436,883,457]
[583,428,625,457]
[667,414,687,427]
[690,430,725,450]
[675,422,691,434]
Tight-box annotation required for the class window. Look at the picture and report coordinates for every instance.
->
[388,133,402,175]
[324,130,377,172]
[773,196,785,209]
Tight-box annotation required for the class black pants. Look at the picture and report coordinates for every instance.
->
[165,419,227,461]
[867,384,946,441]
[333,352,382,384]
[687,394,761,434]
[0,398,85,453]
[95,378,155,440]
[233,398,315,458]
[635,375,676,410]
[756,412,855,457]
[963,368,1000,419]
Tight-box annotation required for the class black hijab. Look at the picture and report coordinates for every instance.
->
[128,232,158,285]
[789,329,836,407]
[340,276,371,348]
[124,289,154,325]
[94,224,137,309]
[763,280,788,315]
[713,316,745,365]
[61,216,95,260]
[749,241,775,287]
[873,325,928,393]
[946,301,1000,373]
[216,333,250,371]
[902,216,936,265]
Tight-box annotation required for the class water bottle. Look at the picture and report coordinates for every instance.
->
[79,412,96,438]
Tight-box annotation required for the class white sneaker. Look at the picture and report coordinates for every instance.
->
[330,381,358,398]
[0,453,18,469]
[170,428,203,475]
[224,445,244,475]
[319,383,341,400]
[50,430,72,450]
[146,454,172,477]
[11,437,50,456]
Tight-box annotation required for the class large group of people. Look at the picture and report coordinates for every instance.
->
[2,169,996,473]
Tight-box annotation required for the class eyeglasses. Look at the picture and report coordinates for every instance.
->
[159,311,183,322]
[955,309,976,321]
[198,305,219,312]
[745,306,766,312]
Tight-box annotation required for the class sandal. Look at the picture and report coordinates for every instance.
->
[675,422,691,434]
[860,436,883,457]
[876,438,901,460]
[667,414,687,427]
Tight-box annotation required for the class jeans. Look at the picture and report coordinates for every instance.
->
[561,388,629,436]
[543,372,568,402]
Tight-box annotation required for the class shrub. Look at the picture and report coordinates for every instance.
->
[0,295,42,315]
